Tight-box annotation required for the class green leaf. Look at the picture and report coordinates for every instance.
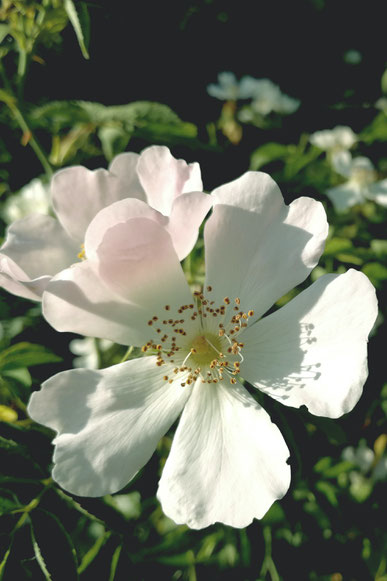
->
[362,262,387,288]
[0,488,21,516]
[29,509,79,581]
[31,530,52,580]
[98,125,131,161]
[250,142,289,170]
[0,343,61,372]
[336,252,364,265]
[0,24,10,44]
[371,239,387,256]
[64,0,90,59]
[315,481,338,506]
[108,544,122,581]
[381,68,387,94]
[77,531,111,574]
[323,237,353,256]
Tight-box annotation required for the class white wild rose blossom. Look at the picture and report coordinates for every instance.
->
[326,152,387,211]
[309,126,357,152]
[27,171,377,529]
[0,146,210,300]
[208,73,299,116]
[1,177,51,224]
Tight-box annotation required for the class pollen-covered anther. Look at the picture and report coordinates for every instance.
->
[77,244,86,261]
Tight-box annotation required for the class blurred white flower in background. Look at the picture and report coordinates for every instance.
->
[207,73,299,116]
[310,126,357,153]
[207,72,257,101]
[375,97,387,113]
[342,440,374,473]
[326,152,387,211]
[342,439,387,502]
[69,337,114,369]
[1,177,51,224]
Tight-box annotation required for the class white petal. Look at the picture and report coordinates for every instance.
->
[166,192,212,260]
[158,379,290,529]
[326,182,364,211]
[137,146,203,215]
[108,152,146,201]
[0,215,79,300]
[367,179,387,207]
[51,166,133,242]
[84,198,166,258]
[331,150,353,177]
[0,255,51,300]
[43,260,152,346]
[28,357,190,497]
[205,172,328,319]
[0,214,78,278]
[95,217,193,312]
[241,270,378,419]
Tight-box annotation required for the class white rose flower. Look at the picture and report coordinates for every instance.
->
[28,171,377,529]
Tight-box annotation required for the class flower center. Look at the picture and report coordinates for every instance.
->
[190,333,222,366]
[77,243,86,261]
[352,167,376,186]
[141,287,255,387]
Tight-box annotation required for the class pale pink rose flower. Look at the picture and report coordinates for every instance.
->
[0,146,211,300]
[28,171,377,529]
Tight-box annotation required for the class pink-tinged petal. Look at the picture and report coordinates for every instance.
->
[158,379,290,529]
[166,192,213,260]
[205,172,328,319]
[0,256,51,301]
[241,270,378,419]
[137,146,203,215]
[84,198,167,258]
[43,260,152,346]
[28,357,190,497]
[51,166,135,243]
[0,214,79,300]
[96,217,193,311]
[108,152,146,202]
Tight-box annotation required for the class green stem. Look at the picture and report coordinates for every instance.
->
[10,104,53,177]
[259,526,280,581]
[12,478,53,531]
[120,345,134,363]
[0,61,52,177]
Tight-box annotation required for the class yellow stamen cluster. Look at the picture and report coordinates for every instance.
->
[140,287,255,388]
[77,244,86,261]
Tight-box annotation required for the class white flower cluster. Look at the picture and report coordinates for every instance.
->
[207,72,300,117]
[310,126,387,211]
[0,146,377,528]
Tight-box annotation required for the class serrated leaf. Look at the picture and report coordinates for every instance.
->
[0,343,61,372]
[29,509,78,581]
[30,101,89,130]
[64,0,90,59]
[77,531,110,574]
[31,531,52,580]
[98,125,131,161]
